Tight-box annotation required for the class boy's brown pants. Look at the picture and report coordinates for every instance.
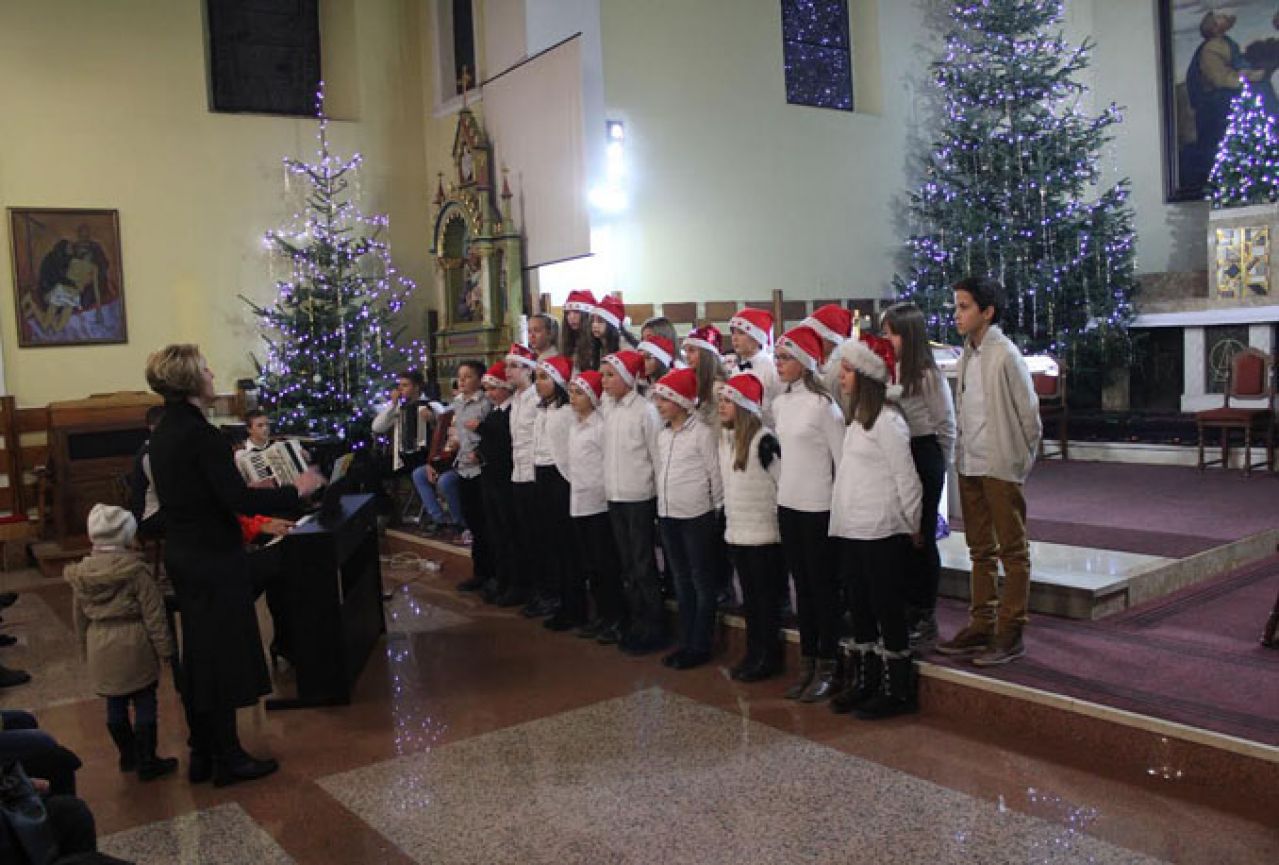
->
[958,474,1030,637]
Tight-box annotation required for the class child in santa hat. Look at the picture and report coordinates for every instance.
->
[532,355,579,630]
[600,350,667,654]
[501,343,541,609]
[729,307,780,418]
[636,333,677,399]
[682,325,727,425]
[772,325,846,704]
[651,367,723,670]
[591,294,639,359]
[717,373,785,681]
[830,333,922,720]
[566,370,626,644]
[475,362,517,603]
[562,290,599,373]
[802,303,854,395]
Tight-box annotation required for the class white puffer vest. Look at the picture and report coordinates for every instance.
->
[719,427,781,546]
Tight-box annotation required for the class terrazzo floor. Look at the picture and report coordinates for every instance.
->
[2,558,1276,864]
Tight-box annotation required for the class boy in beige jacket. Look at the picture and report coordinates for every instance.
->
[65,503,178,780]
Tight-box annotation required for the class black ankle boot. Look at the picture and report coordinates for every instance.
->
[784,656,816,700]
[106,720,137,772]
[831,645,880,714]
[212,748,279,787]
[135,723,178,781]
[855,655,918,720]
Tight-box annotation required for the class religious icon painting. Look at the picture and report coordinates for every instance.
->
[1215,227,1241,299]
[1244,226,1270,295]
[8,208,128,347]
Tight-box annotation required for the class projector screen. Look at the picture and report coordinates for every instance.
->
[482,35,589,270]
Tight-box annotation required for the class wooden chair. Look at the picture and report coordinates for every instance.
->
[1196,348,1276,476]
[1034,359,1068,461]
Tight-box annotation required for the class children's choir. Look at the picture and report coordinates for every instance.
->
[418,279,1038,718]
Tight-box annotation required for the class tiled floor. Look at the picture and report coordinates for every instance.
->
[3,560,1277,864]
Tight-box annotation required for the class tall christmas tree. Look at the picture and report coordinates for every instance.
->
[245,87,415,446]
[895,0,1137,370]
[1206,78,1279,209]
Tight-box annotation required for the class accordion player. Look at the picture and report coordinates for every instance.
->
[372,370,436,472]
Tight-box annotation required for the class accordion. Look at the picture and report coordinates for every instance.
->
[237,440,308,487]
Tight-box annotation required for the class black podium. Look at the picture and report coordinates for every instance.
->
[266,493,385,710]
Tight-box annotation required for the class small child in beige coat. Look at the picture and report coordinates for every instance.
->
[64,503,178,780]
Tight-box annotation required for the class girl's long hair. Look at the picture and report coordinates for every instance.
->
[844,371,887,431]
[881,301,937,399]
[723,406,763,472]
[562,313,598,372]
[797,368,832,401]
[690,347,725,405]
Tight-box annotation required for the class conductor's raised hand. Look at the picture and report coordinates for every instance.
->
[294,465,325,497]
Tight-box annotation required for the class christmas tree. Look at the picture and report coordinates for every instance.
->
[245,87,415,446]
[1207,78,1279,209]
[895,0,1137,370]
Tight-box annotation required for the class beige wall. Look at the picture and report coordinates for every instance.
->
[0,0,433,407]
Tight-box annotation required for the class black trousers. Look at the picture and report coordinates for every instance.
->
[248,541,290,658]
[511,481,541,594]
[534,466,575,608]
[778,507,840,659]
[907,435,946,618]
[730,543,785,664]
[574,512,624,625]
[457,474,491,581]
[481,474,516,594]
[608,499,663,640]
[838,535,913,654]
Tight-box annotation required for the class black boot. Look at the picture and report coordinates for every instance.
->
[798,658,838,703]
[831,644,880,714]
[784,656,816,700]
[211,712,278,788]
[106,720,137,772]
[855,654,918,720]
[135,723,178,781]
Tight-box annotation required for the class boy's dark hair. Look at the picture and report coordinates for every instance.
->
[144,405,165,427]
[243,408,268,424]
[531,313,560,344]
[458,359,486,379]
[952,275,1004,325]
[399,369,426,389]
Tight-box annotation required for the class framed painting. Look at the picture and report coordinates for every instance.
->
[1158,2,1279,202]
[8,207,127,347]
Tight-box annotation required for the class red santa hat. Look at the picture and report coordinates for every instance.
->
[729,307,774,349]
[564,289,598,315]
[482,362,511,390]
[505,343,538,369]
[683,324,723,358]
[803,304,853,346]
[776,325,823,373]
[722,373,764,417]
[602,350,644,387]
[637,334,676,368]
[571,370,604,406]
[594,294,626,329]
[651,367,698,412]
[839,332,897,385]
[538,355,573,390]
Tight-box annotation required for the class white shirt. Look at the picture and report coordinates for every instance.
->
[533,401,573,474]
[509,385,539,484]
[372,397,430,471]
[773,384,845,512]
[565,411,607,517]
[655,414,723,519]
[602,389,663,502]
[829,408,922,540]
[957,342,990,476]
[737,349,781,420]
[891,367,956,462]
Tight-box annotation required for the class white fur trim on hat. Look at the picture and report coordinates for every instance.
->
[483,373,512,390]
[538,359,568,390]
[838,338,890,385]
[564,298,596,314]
[570,375,601,407]
[682,336,720,358]
[722,382,762,417]
[651,381,695,412]
[803,315,846,346]
[776,334,818,372]
[505,351,538,370]
[637,339,673,368]
[87,503,137,549]
[602,353,636,387]
[594,306,622,329]
[729,314,771,349]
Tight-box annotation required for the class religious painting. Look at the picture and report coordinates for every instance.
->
[1159,1,1279,202]
[1215,225,1270,298]
[8,208,128,348]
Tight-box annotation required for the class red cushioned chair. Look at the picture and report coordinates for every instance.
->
[1033,359,1068,461]
[1195,347,1275,476]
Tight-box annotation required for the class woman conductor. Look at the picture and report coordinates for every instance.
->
[145,345,322,786]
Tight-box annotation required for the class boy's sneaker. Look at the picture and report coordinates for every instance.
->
[934,626,992,657]
[972,634,1025,667]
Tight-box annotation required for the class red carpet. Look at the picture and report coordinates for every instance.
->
[950,461,1279,557]
[932,554,1279,745]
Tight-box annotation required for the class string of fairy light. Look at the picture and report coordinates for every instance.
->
[894,0,1137,365]
[1207,78,1279,210]
[244,82,421,445]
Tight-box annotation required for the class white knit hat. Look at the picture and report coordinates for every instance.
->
[87,503,137,548]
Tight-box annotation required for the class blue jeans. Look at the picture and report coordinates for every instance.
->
[659,511,719,655]
[106,682,158,726]
[410,466,467,528]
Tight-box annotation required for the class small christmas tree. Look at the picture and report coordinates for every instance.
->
[895,0,1137,370]
[1207,78,1279,209]
[245,87,415,446]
